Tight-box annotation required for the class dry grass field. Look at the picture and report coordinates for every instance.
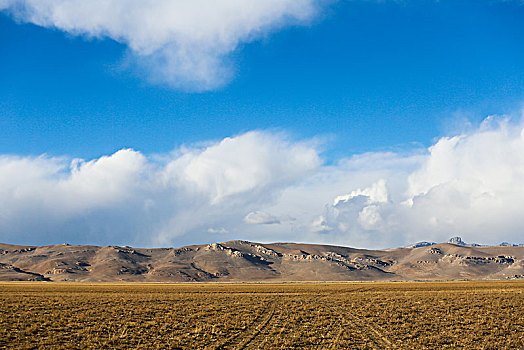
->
[0,281,522,349]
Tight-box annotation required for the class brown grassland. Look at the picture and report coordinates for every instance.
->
[0,281,522,349]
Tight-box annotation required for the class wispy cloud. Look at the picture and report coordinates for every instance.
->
[0,0,326,90]
[244,211,280,225]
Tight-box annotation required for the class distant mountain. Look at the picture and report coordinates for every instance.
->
[448,237,467,246]
[499,242,524,247]
[405,241,436,249]
[404,236,524,249]
[445,236,523,248]
[1,240,522,282]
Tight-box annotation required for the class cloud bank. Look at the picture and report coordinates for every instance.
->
[290,115,524,248]
[0,0,325,90]
[1,116,524,248]
[0,131,320,246]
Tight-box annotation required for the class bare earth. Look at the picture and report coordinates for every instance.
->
[0,241,523,282]
[0,281,522,349]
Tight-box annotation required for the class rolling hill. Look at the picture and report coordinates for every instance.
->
[1,239,522,282]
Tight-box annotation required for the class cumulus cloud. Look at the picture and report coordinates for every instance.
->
[310,180,390,238]
[293,115,524,247]
[2,116,524,248]
[333,179,388,206]
[0,0,325,90]
[164,132,320,204]
[399,116,524,243]
[0,131,320,246]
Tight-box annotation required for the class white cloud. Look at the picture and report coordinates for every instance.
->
[0,131,320,246]
[295,115,524,247]
[2,116,524,248]
[333,179,388,206]
[311,216,334,233]
[0,149,146,219]
[0,0,326,90]
[357,205,383,230]
[207,227,228,234]
[163,131,320,204]
[244,211,280,225]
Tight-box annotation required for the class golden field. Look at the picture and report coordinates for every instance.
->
[0,281,522,349]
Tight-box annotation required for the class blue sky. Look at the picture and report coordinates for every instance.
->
[2,0,523,159]
[1,0,524,247]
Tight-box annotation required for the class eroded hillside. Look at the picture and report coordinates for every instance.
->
[0,240,522,282]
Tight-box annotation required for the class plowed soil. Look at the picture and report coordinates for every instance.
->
[0,281,522,349]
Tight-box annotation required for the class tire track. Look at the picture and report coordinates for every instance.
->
[328,319,347,350]
[345,308,397,349]
[313,304,348,350]
[213,302,275,350]
[328,287,397,349]
[367,323,394,348]
[321,287,370,349]
[233,305,275,349]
